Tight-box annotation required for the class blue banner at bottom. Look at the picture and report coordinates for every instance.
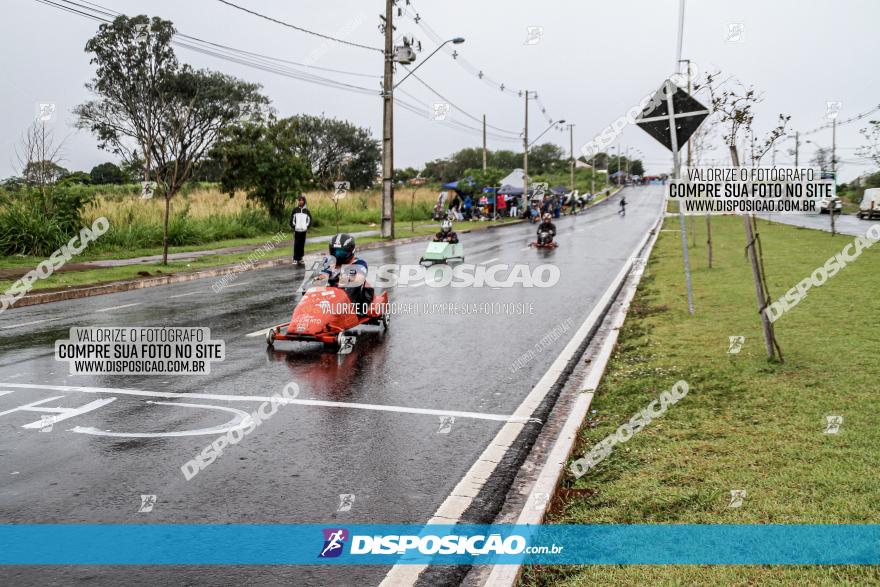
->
[0,524,877,565]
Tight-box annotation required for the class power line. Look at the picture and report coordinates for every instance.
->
[33,0,522,146]
[36,0,381,96]
[801,104,880,137]
[396,91,520,143]
[402,0,558,125]
[401,69,521,136]
[63,0,379,80]
[214,0,382,53]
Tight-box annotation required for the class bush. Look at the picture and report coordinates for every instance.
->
[0,185,94,256]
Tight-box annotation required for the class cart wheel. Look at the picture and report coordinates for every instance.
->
[265,328,275,348]
[381,312,390,331]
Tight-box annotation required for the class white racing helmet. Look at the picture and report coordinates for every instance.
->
[441,219,453,233]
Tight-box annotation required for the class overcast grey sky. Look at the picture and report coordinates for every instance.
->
[2,0,878,181]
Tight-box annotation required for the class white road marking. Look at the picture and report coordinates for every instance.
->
[95,303,140,313]
[380,194,665,586]
[72,401,251,438]
[519,246,531,251]
[485,221,661,587]
[478,257,499,265]
[168,291,200,299]
[0,383,534,424]
[0,317,65,330]
[221,281,251,289]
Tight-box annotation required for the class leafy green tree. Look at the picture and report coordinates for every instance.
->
[60,171,93,185]
[120,153,145,182]
[463,167,504,190]
[90,162,125,184]
[283,115,379,189]
[630,160,645,176]
[212,120,311,219]
[394,167,421,183]
[75,14,268,262]
[191,157,224,182]
[22,161,68,186]
[528,143,566,175]
[488,150,521,170]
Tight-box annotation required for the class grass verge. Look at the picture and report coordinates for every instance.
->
[0,218,521,293]
[521,214,880,586]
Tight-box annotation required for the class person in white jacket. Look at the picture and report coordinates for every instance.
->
[289,196,312,265]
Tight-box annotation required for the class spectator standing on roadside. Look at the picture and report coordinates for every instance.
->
[289,195,312,265]
[496,192,506,219]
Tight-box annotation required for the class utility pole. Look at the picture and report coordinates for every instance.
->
[793,131,800,167]
[380,0,394,238]
[482,114,487,172]
[567,123,575,192]
[831,118,837,173]
[591,153,595,196]
[523,90,529,200]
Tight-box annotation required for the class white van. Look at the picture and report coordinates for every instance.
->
[857,188,880,220]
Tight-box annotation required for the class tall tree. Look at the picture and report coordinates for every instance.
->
[857,119,880,168]
[16,121,66,194]
[284,115,380,190]
[90,162,125,184]
[75,15,267,263]
[707,77,789,362]
[212,119,311,219]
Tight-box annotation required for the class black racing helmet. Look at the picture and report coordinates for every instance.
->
[329,233,356,265]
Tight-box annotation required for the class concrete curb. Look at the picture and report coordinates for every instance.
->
[477,196,665,587]
[9,220,526,309]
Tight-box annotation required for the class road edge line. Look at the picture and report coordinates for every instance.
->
[379,189,661,587]
[480,202,664,587]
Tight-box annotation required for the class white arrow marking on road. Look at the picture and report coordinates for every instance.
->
[71,401,252,438]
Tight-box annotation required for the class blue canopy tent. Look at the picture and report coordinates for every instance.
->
[441,177,476,195]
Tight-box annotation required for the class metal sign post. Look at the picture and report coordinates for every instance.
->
[635,79,709,316]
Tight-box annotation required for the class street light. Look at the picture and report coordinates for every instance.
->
[394,37,465,89]
[381,34,465,238]
[528,120,566,148]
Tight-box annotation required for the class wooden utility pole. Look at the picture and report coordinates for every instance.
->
[568,123,575,192]
[523,90,529,199]
[831,117,838,236]
[380,0,395,238]
[482,114,487,171]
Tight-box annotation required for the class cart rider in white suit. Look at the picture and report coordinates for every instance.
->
[289,195,312,265]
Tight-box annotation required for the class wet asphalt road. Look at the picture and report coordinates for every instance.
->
[0,186,663,586]
[758,212,880,236]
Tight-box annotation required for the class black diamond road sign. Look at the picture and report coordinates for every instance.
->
[636,80,710,153]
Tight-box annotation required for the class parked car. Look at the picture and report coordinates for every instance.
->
[817,197,842,214]
[857,188,880,220]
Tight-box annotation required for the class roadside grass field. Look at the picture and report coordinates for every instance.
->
[521,214,880,585]
[0,217,523,292]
